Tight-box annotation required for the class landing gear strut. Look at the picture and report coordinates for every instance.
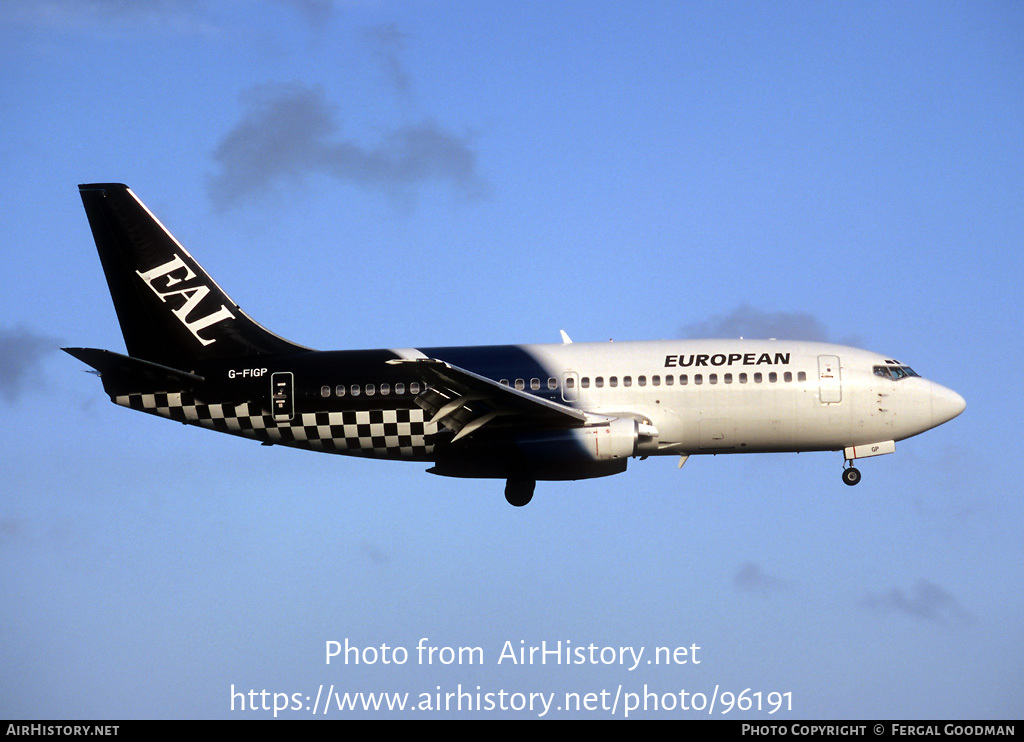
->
[841,465,862,486]
[505,477,536,507]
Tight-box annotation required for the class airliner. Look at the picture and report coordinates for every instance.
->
[65,184,965,506]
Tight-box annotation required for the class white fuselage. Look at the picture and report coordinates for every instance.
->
[503,339,964,456]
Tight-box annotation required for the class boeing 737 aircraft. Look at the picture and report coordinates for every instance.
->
[65,184,965,506]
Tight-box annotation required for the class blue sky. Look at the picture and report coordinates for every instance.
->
[1,0,1022,719]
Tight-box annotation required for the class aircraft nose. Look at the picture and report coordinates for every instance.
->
[932,383,966,426]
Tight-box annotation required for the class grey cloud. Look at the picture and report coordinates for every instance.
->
[734,562,789,596]
[364,23,412,94]
[15,0,334,36]
[65,0,199,15]
[277,0,334,28]
[22,0,198,16]
[682,304,832,341]
[360,542,390,565]
[0,326,59,403]
[0,518,26,546]
[209,83,487,210]
[861,579,974,627]
[9,0,211,34]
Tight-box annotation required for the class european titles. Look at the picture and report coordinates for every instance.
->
[664,352,790,368]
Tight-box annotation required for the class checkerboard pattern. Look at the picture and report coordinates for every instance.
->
[114,392,435,460]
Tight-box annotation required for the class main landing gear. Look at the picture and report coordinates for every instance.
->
[505,477,536,507]
[841,464,862,486]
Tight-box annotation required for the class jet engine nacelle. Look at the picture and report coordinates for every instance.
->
[514,417,640,464]
[426,417,642,482]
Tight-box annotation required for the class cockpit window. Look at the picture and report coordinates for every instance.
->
[874,365,920,381]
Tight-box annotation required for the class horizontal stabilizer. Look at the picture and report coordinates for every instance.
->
[63,347,204,394]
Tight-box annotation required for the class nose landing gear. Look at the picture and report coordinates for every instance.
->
[840,441,896,486]
[842,464,862,486]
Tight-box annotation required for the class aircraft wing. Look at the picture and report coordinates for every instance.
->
[387,357,588,442]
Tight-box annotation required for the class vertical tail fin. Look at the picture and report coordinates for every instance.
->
[78,183,309,365]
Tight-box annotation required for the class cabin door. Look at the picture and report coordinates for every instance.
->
[817,355,842,404]
[271,372,294,421]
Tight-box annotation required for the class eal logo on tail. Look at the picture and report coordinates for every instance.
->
[136,254,236,346]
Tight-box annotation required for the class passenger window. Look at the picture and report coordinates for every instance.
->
[409,382,420,394]
[530,378,540,391]
[694,374,703,385]
[515,379,525,390]
[623,376,632,387]
[395,382,405,395]
[665,375,673,386]
[784,372,792,382]
[709,374,718,384]
[638,376,646,387]
[652,375,660,386]
[565,377,575,389]
[499,379,509,386]
[798,372,806,382]
[609,377,618,388]
[380,383,390,395]
[724,373,732,384]
[769,372,778,383]
[365,383,375,396]
[548,377,558,390]
[350,384,360,397]
[336,385,346,397]
[754,373,763,383]
[321,385,331,398]
[595,377,604,388]
[739,373,747,383]
[581,377,590,389]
